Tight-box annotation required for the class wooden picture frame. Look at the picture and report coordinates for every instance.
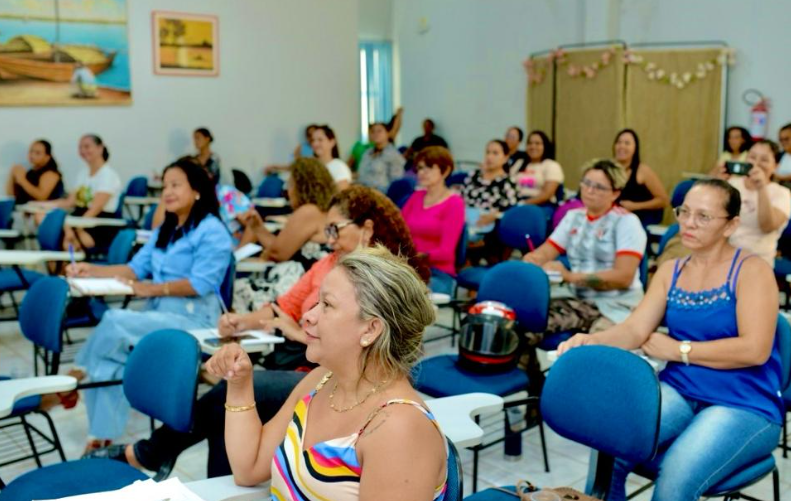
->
[152,11,219,77]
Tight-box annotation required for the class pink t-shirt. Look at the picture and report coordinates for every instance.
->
[402,190,465,276]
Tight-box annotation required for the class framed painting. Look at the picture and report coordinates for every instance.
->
[0,0,131,106]
[152,11,219,77]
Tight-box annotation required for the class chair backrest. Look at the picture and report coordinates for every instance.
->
[19,277,68,356]
[446,172,469,187]
[125,176,149,197]
[124,329,201,432]
[455,222,469,272]
[37,208,67,251]
[478,261,549,333]
[0,199,15,229]
[776,314,791,392]
[385,176,416,208]
[444,437,463,501]
[551,197,583,230]
[541,345,661,464]
[220,257,236,311]
[107,229,137,265]
[232,169,253,195]
[657,223,680,256]
[256,175,284,198]
[671,179,696,208]
[497,205,547,252]
[142,203,159,231]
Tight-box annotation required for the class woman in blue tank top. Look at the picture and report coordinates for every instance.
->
[559,179,783,501]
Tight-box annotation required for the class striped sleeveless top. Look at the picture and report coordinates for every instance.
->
[270,372,448,501]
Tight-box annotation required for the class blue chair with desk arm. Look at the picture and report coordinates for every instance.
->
[0,209,67,318]
[385,176,416,208]
[0,329,202,500]
[415,261,551,493]
[465,344,662,501]
[456,205,547,294]
[120,176,149,223]
[0,277,70,475]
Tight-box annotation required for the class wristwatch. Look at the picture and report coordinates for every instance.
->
[679,341,692,366]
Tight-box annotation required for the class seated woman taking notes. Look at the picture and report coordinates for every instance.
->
[207,246,448,500]
[68,158,232,452]
[559,179,783,501]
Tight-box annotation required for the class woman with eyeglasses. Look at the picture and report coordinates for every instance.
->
[522,159,646,340]
[86,186,430,477]
[558,179,782,501]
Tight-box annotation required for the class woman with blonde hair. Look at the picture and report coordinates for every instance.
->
[207,246,448,500]
[233,157,337,312]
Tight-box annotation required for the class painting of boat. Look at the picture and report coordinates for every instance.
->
[0,0,130,106]
[0,36,116,82]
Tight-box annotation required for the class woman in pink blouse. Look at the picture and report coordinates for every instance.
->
[401,146,465,295]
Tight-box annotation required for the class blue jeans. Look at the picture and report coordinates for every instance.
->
[429,268,456,296]
[608,382,781,501]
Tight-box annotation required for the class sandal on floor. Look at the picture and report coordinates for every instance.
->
[82,443,129,462]
[82,439,113,456]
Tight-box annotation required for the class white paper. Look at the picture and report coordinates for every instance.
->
[233,243,263,262]
[68,278,134,296]
[192,328,284,346]
[37,477,206,501]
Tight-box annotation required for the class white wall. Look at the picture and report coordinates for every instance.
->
[359,0,392,41]
[617,0,791,135]
[394,0,791,162]
[0,0,359,189]
[393,0,585,162]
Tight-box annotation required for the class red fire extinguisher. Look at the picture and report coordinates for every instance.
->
[744,89,770,140]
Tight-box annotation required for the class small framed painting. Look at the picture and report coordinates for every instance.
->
[152,11,219,77]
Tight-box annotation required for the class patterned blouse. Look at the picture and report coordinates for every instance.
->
[461,171,518,212]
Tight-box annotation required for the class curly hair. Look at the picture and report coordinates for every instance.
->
[329,185,431,283]
[289,157,336,211]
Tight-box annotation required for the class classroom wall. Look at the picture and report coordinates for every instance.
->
[394,0,791,162]
[0,0,360,189]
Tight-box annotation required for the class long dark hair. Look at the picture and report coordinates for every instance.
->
[34,139,59,172]
[613,128,640,172]
[723,126,752,154]
[155,158,221,249]
[84,134,109,161]
[528,130,555,161]
[314,125,340,159]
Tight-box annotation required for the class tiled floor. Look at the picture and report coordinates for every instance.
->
[2,308,791,499]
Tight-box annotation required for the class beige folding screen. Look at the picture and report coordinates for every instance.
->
[526,55,554,139]
[625,49,724,197]
[554,47,626,189]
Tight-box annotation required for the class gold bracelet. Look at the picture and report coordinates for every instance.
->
[163,282,170,296]
[224,402,256,413]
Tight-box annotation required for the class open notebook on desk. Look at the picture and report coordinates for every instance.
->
[39,477,204,501]
[191,328,285,349]
[233,243,263,262]
[68,278,134,296]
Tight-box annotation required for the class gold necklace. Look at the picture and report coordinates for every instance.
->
[328,378,389,413]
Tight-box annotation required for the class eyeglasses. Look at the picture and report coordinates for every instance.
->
[673,206,730,227]
[580,178,612,193]
[324,220,354,240]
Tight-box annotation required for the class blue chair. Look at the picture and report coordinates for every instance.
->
[386,176,416,208]
[142,203,158,230]
[256,174,284,198]
[37,208,67,251]
[19,277,69,376]
[457,205,547,292]
[657,223,680,257]
[671,179,696,208]
[0,200,15,229]
[466,345,661,501]
[0,329,201,500]
[415,261,550,493]
[118,176,148,221]
[445,437,463,501]
[106,229,136,265]
[446,172,469,187]
[220,257,236,311]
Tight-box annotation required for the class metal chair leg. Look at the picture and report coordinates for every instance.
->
[37,410,66,462]
[537,412,550,473]
[774,468,780,501]
[19,415,42,468]
[783,415,788,459]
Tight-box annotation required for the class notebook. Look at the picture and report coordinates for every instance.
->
[233,243,263,262]
[38,477,205,501]
[68,278,134,296]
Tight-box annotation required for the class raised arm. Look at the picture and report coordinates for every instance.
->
[206,344,327,486]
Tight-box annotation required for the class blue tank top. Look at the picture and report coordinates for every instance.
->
[660,249,784,425]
